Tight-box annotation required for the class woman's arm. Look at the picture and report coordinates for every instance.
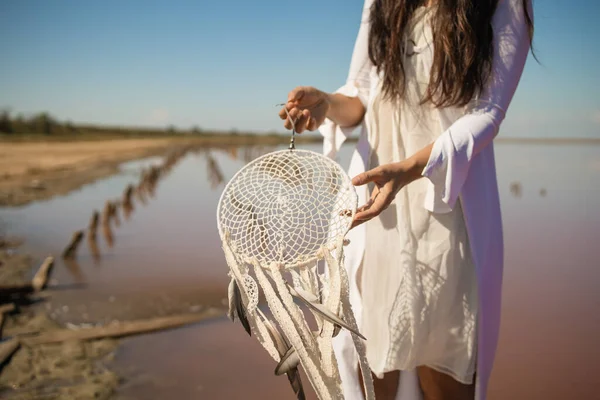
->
[325,92,366,128]
[419,0,532,212]
[352,0,532,224]
[280,0,374,135]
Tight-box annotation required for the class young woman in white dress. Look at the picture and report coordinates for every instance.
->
[279,1,533,399]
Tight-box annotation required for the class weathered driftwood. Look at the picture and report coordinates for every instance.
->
[0,303,16,337]
[0,256,55,296]
[62,231,84,258]
[31,256,55,292]
[0,338,20,368]
[21,309,222,346]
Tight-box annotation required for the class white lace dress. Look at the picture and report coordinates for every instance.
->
[358,8,478,385]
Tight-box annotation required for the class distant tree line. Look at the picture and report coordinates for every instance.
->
[0,109,209,137]
[0,109,325,143]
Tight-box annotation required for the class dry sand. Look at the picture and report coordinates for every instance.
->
[0,138,194,207]
[0,134,320,207]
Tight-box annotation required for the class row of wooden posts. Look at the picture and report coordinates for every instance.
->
[0,146,224,373]
[61,147,190,260]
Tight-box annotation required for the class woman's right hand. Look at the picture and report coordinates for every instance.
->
[278,86,330,134]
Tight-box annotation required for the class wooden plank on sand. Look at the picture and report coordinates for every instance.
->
[0,303,16,338]
[0,338,20,367]
[22,309,222,346]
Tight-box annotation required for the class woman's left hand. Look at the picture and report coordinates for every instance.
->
[350,159,424,229]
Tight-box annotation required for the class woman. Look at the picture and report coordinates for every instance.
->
[279,0,533,399]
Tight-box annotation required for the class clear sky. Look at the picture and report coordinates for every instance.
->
[1,0,599,138]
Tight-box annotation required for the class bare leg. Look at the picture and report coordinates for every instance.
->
[417,366,475,400]
[359,366,400,400]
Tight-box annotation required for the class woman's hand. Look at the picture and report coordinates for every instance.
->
[278,86,330,134]
[350,143,433,229]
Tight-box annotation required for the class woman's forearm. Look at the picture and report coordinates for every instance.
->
[325,93,366,128]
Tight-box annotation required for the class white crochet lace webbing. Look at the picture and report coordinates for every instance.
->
[217,149,375,399]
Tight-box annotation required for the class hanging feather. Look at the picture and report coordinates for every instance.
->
[258,309,305,400]
[288,285,366,341]
[230,278,251,336]
[286,369,306,400]
[227,277,236,322]
[275,346,301,376]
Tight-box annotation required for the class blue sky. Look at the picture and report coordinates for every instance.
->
[1,0,598,138]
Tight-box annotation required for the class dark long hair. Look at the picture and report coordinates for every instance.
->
[368,0,534,108]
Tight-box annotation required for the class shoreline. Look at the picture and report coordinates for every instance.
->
[0,134,321,207]
[0,240,225,399]
[0,137,232,399]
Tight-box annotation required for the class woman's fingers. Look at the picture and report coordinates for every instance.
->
[307,117,318,131]
[352,167,386,186]
[353,187,392,224]
[279,105,311,133]
[295,109,310,133]
[288,87,306,103]
[350,187,380,229]
[357,186,379,212]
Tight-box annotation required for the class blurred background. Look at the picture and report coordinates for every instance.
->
[0,1,598,399]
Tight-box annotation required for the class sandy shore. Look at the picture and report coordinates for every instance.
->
[0,240,225,399]
[0,134,322,207]
[0,138,198,207]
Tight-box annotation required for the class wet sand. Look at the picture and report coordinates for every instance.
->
[0,241,119,399]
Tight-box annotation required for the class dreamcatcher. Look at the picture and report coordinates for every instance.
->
[216,108,375,399]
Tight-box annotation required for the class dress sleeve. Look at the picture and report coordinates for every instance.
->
[421,0,532,212]
[320,0,374,159]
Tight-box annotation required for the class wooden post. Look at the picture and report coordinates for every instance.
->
[122,184,135,219]
[88,210,99,241]
[0,256,54,297]
[31,256,54,292]
[62,231,84,259]
[111,202,120,227]
[102,200,112,225]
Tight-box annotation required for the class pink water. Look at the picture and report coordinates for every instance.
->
[1,141,599,399]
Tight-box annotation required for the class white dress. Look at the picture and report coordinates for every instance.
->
[360,9,477,385]
[318,1,532,399]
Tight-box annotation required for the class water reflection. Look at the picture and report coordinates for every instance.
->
[87,235,101,264]
[63,258,86,283]
[204,151,225,190]
[102,220,114,249]
[198,145,276,191]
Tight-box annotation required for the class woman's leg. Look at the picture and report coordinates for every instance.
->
[417,366,475,400]
[359,367,400,400]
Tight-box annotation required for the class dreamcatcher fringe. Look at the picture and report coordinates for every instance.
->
[222,230,375,400]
